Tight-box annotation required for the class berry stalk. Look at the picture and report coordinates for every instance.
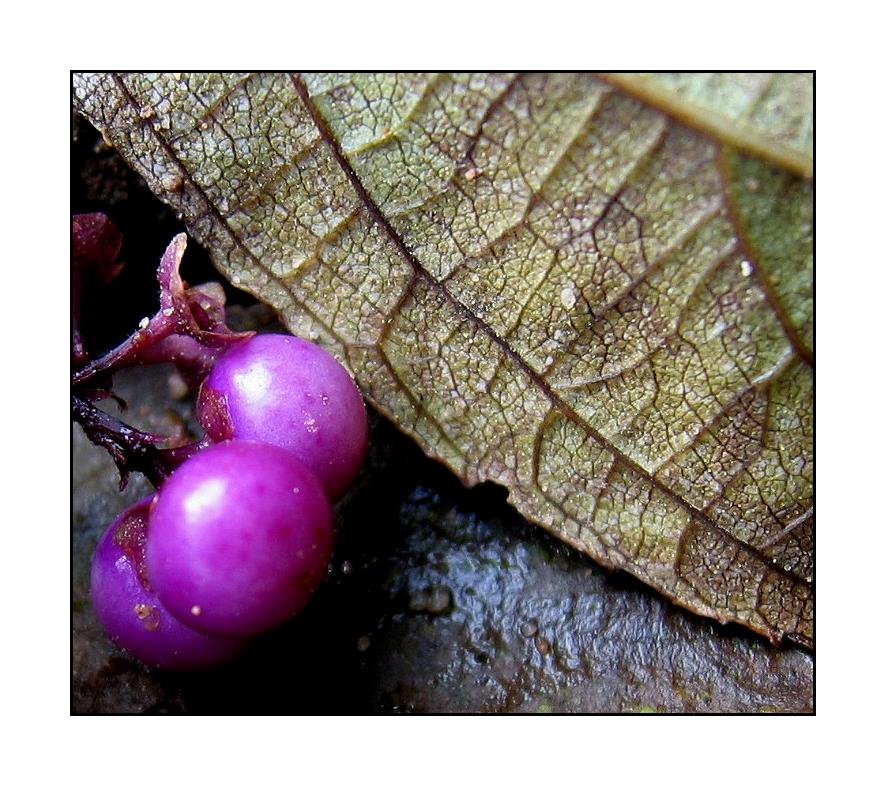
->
[72,394,207,489]
[72,216,252,487]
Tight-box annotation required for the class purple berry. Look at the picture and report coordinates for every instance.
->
[90,497,249,671]
[197,334,368,498]
[146,440,334,639]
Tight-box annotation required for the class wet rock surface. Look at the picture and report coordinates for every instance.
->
[73,364,812,714]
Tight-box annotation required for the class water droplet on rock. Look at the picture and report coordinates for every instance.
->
[408,585,453,615]
[167,370,189,400]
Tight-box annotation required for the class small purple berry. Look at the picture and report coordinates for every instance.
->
[197,334,368,498]
[146,441,334,639]
[90,497,249,671]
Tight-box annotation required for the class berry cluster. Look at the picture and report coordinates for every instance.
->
[73,215,368,670]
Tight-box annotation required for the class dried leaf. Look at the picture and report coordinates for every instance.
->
[73,73,813,648]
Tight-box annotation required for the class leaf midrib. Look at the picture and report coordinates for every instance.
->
[599,73,814,179]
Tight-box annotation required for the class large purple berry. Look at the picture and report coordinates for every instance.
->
[145,440,334,639]
[90,497,249,671]
[197,333,368,498]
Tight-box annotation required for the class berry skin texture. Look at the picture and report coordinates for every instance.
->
[197,333,369,498]
[146,440,334,639]
[90,497,249,671]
